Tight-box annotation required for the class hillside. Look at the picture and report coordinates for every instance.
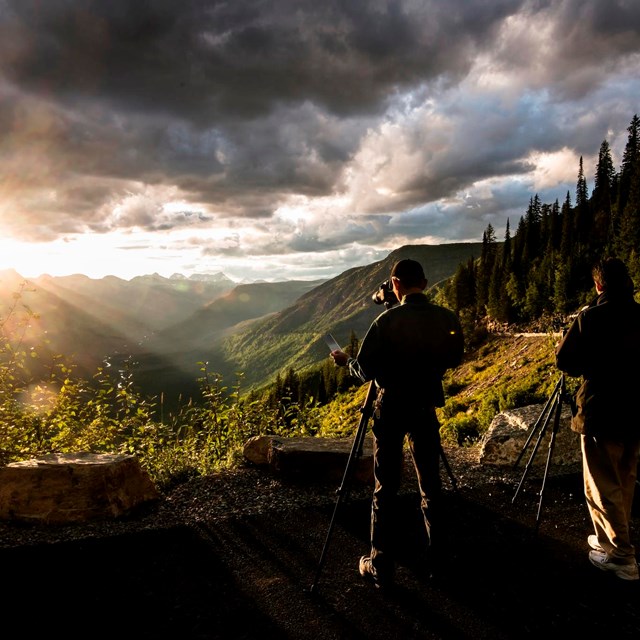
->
[0,242,482,409]
[212,242,484,390]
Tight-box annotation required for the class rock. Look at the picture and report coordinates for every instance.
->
[478,404,580,468]
[244,435,374,484]
[243,435,273,466]
[0,452,159,524]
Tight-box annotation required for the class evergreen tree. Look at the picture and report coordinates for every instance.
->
[591,139,615,248]
[553,261,571,314]
[615,115,640,264]
[487,220,513,323]
[559,191,573,256]
[575,156,591,247]
[522,194,542,266]
[617,157,640,269]
[617,114,640,219]
[476,224,497,316]
[347,330,359,358]
[450,258,476,315]
[548,199,561,251]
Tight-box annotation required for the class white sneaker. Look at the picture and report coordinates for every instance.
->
[588,550,639,581]
[588,534,604,552]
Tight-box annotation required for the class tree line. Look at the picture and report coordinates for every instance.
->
[443,113,640,333]
[261,114,640,409]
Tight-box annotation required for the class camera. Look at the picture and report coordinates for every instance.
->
[372,280,399,309]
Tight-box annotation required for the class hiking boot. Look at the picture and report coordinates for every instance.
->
[588,535,604,553]
[588,550,639,581]
[358,556,392,589]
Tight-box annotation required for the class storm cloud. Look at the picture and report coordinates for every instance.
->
[0,0,638,281]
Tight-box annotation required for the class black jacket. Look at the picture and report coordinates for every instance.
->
[555,290,640,439]
[348,293,464,407]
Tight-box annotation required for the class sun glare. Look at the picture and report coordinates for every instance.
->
[0,235,137,280]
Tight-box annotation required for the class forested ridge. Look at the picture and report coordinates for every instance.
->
[443,114,640,330]
[259,113,640,449]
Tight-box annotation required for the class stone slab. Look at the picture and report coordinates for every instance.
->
[0,452,159,524]
[244,435,374,485]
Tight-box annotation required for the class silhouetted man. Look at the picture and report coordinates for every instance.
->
[556,257,640,581]
[331,258,464,588]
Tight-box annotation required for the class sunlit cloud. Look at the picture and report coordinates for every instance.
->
[0,0,638,281]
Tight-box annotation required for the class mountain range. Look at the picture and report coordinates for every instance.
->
[0,242,483,413]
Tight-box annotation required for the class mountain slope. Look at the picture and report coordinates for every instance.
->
[213,243,483,389]
[149,279,327,353]
[1,243,482,407]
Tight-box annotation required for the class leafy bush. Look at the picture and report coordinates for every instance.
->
[440,413,480,446]
[0,285,324,490]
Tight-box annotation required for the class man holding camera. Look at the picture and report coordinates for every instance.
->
[556,257,640,581]
[330,258,464,589]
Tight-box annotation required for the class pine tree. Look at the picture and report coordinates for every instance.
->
[476,224,497,316]
[487,220,513,323]
[591,139,615,248]
[559,191,573,256]
[347,330,359,358]
[617,114,640,219]
[575,156,591,247]
[615,115,640,264]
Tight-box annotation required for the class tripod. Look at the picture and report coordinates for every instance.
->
[511,374,567,534]
[309,380,458,593]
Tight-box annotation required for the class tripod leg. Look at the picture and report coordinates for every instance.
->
[511,390,557,503]
[513,375,563,469]
[310,381,376,594]
[534,386,564,534]
[439,445,458,491]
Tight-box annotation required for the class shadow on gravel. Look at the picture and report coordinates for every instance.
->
[2,471,638,640]
[1,526,283,639]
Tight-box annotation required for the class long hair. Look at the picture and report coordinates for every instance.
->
[591,257,633,297]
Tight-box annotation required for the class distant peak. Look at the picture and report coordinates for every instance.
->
[169,272,234,283]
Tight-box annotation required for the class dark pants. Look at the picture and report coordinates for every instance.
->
[369,397,442,578]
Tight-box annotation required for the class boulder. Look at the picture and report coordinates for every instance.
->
[243,435,374,484]
[243,435,273,466]
[478,404,581,468]
[0,452,159,524]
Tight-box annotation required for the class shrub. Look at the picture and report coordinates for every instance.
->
[441,413,480,446]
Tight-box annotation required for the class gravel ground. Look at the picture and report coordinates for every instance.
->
[1,446,639,639]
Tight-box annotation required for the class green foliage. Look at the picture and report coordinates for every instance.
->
[440,413,480,446]
[441,113,640,326]
[0,286,328,489]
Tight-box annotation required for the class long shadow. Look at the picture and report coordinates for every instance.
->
[323,472,640,639]
[1,526,285,639]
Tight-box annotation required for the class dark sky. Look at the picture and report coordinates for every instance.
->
[1,0,638,281]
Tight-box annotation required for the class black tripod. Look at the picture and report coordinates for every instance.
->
[511,374,567,534]
[309,380,458,593]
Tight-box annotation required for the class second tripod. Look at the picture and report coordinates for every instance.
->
[512,374,568,533]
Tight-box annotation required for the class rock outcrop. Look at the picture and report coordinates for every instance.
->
[478,404,580,468]
[0,452,159,524]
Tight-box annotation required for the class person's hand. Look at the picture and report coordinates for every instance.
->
[330,349,349,366]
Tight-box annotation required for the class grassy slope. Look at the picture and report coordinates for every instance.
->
[313,331,578,447]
